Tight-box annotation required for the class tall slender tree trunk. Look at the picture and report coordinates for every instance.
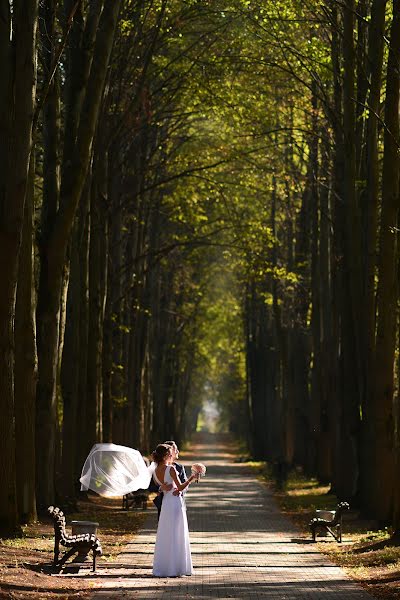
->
[102,193,114,443]
[15,156,38,523]
[127,277,149,448]
[87,150,108,451]
[102,286,113,442]
[293,173,311,467]
[36,0,61,510]
[355,0,368,179]
[395,304,400,534]
[329,2,346,497]
[270,175,289,466]
[360,0,387,515]
[60,176,91,502]
[333,0,362,501]
[76,190,91,474]
[308,83,320,477]
[368,1,400,521]
[317,143,333,483]
[363,0,386,351]
[245,283,276,460]
[0,0,38,535]
[109,176,124,443]
[36,0,122,508]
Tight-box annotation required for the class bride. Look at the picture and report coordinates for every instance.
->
[152,443,197,577]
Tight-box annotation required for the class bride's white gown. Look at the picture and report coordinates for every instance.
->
[152,466,193,577]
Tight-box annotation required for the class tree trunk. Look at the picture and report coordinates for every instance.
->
[317,143,333,483]
[75,189,91,475]
[271,175,289,465]
[360,0,387,516]
[394,295,400,533]
[36,0,122,508]
[363,0,386,355]
[368,1,400,521]
[102,284,113,442]
[87,150,108,451]
[355,0,368,179]
[293,179,311,467]
[245,283,276,460]
[60,176,91,502]
[334,0,361,501]
[308,84,320,477]
[15,155,38,524]
[0,0,38,535]
[109,176,124,444]
[36,0,61,511]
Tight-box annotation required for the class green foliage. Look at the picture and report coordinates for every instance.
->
[110,0,330,435]
[108,0,341,439]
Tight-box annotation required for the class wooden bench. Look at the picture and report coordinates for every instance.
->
[122,489,149,511]
[48,506,102,571]
[309,501,349,543]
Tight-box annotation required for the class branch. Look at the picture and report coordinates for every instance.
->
[33,0,82,133]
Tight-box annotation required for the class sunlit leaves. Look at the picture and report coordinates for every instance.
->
[113,0,331,425]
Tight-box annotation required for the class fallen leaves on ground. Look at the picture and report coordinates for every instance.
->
[0,495,147,599]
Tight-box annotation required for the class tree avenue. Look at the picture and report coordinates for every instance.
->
[1,0,400,537]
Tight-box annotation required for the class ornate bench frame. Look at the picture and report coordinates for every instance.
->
[48,506,102,572]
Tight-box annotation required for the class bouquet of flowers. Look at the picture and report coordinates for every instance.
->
[191,463,206,482]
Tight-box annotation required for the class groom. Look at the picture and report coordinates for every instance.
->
[148,440,188,520]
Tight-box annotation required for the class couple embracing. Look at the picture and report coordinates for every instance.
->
[148,441,204,578]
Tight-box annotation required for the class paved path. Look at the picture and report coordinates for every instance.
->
[91,433,374,599]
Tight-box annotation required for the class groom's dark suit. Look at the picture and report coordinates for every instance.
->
[148,462,188,520]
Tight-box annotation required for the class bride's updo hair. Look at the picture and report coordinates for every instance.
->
[152,443,171,464]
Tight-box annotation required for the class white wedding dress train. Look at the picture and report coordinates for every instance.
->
[152,466,193,577]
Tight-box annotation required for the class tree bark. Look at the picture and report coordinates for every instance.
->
[368,0,400,521]
[15,155,38,524]
[360,0,387,515]
[0,0,38,535]
[60,176,90,502]
[87,150,108,451]
[109,176,124,444]
[293,178,311,467]
[308,83,320,477]
[36,0,62,511]
[317,142,333,483]
[36,0,122,508]
[333,0,362,501]
[75,187,91,475]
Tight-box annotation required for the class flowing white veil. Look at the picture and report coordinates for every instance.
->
[80,443,153,497]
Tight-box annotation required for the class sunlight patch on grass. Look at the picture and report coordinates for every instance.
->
[287,484,331,497]
[0,536,52,551]
[359,529,390,543]
[332,546,399,568]
[246,460,267,469]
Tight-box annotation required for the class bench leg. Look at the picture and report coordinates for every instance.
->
[92,551,96,572]
[325,526,337,542]
[123,496,132,511]
[54,539,60,566]
[58,547,78,569]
